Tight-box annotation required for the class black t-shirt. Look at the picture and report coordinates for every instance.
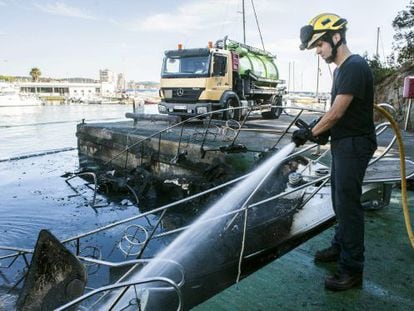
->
[330,54,375,140]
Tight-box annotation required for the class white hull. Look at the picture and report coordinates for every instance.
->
[0,94,43,107]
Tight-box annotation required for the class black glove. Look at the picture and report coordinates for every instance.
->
[311,132,329,145]
[292,118,330,147]
[308,117,330,145]
[292,127,312,147]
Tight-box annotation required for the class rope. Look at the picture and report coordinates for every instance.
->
[236,206,249,283]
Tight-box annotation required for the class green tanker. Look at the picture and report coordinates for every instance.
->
[159,37,284,120]
[225,39,279,81]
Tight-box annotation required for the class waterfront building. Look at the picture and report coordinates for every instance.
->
[18,81,101,102]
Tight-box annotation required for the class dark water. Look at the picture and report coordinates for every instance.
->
[0,103,160,308]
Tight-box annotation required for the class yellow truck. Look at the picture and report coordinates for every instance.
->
[158,37,284,121]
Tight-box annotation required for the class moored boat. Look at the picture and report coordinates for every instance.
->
[0,84,43,107]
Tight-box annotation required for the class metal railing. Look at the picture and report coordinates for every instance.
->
[55,277,183,311]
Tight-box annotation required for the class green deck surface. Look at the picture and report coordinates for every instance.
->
[195,189,414,311]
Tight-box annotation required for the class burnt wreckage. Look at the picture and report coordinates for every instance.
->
[1,104,414,310]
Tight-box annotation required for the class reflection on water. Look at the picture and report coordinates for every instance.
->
[0,104,158,160]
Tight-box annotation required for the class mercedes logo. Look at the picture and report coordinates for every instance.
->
[176,88,184,96]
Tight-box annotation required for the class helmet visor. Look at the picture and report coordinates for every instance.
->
[307,32,327,49]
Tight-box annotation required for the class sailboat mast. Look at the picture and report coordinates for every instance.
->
[316,55,320,97]
[242,0,246,44]
[251,0,265,50]
[376,27,380,58]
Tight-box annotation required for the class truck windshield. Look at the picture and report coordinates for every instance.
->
[162,56,210,78]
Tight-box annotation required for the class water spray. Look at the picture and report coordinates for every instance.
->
[99,142,297,309]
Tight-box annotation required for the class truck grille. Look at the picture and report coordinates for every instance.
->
[162,88,204,103]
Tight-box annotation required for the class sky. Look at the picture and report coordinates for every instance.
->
[0,0,410,92]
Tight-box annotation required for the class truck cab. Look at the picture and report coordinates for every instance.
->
[158,47,236,117]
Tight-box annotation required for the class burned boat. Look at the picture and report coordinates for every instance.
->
[1,104,413,310]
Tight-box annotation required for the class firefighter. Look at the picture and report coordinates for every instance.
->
[292,13,377,291]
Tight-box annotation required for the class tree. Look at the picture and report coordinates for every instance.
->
[392,0,414,65]
[364,54,396,85]
[0,75,15,82]
[30,67,41,82]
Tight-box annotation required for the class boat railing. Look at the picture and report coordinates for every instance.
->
[54,276,183,311]
[0,102,399,254]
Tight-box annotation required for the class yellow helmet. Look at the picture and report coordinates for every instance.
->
[300,13,347,50]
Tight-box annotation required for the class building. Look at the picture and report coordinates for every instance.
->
[117,73,126,91]
[99,69,115,84]
[16,68,120,101]
[18,81,101,101]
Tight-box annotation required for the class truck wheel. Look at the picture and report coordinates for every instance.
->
[223,98,241,121]
[262,96,283,119]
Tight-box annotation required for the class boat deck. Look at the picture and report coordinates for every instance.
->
[195,188,414,310]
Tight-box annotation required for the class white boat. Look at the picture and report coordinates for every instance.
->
[0,84,43,107]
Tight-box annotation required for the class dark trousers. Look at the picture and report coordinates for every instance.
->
[330,134,377,274]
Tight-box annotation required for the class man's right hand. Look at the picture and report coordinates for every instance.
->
[292,128,312,147]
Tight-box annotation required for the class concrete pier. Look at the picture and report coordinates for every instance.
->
[76,114,296,184]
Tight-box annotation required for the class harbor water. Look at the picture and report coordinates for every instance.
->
[0,103,159,308]
[1,104,156,160]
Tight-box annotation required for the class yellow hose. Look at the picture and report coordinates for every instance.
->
[374,104,414,249]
